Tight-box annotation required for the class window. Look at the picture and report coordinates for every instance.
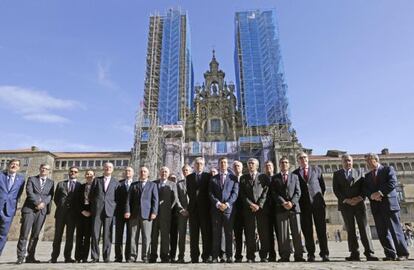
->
[61,161,67,169]
[88,160,94,167]
[324,165,332,173]
[216,142,227,154]
[95,160,102,167]
[192,142,200,154]
[68,160,74,167]
[122,160,129,166]
[210,119,221,133]
[81,160,87,168]
[55,161,60,169]
[75,160,81,167]
[116,160,122,167]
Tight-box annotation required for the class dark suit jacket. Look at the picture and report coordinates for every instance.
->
[22,175,54,215]
[115,179,132,219]
[79,182,92,212]
[239,172,269,213]
[53,179,82,218]
[363,165,400,214]
[270,172,301,213]
[292,166,326,209]
[333,168,365,211]
[0,171,25,217]
[89,176,119,218]
[186,172,211,214]
[126,180,159,220]
[209,173,239,216]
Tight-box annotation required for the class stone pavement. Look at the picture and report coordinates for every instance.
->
[0,240,413,269]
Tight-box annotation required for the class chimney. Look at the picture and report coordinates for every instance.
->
[31,146,39,152]
[381,148,389,155]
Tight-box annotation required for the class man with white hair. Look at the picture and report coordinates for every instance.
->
[150,166,182,263]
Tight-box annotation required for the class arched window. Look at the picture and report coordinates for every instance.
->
[210,119,221,133]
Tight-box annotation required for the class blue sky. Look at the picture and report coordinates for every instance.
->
[0,0,413,155]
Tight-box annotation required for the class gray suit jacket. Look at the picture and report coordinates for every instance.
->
[89,176,119,218]
[176,179,188,210]
[22,175,54,215]
[239,172,269,214]
[270,172,301,213]
[154,179,182,218]
[293,166,326,209]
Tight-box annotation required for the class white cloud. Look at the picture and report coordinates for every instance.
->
[0,85,80,123]
[97,61,118,90]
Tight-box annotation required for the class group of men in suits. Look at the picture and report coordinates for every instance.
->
[0,151,410,264]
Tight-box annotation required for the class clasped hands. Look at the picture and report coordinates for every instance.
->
[343,196,364,206]
[35,202,45,210]
[217,202,228,212]
[370,192,383,202]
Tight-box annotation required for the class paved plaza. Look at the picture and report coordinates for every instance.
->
[0,240,413,269]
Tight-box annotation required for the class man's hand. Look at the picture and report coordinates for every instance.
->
[219,203,228,212]
[150,213,157,220]
[36,202,45,210]
[81,210,91,217]
[370,192,382,201]
[250,203,260,212]
[180,209,189,217]
[124,212,131,219]
[282,201,293,210]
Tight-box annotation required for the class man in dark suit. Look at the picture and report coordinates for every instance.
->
[0,159,25,256]
[16,164,54,264]
[232,160,244,262]
[50,166,82,263]
[171,165,191,263]
[150,166,183,263]
[186,157,212,263]
[293,152,329,262]
[239,158,270,263]
[114,167,134,262]
[363,153,409,261]
[89,162,119,263]
[271,156,305,262]
[124,166,158,263]
[209,157,239,263]
[75,170,95,263]
[263,160,277,262]
[333,154,378,261]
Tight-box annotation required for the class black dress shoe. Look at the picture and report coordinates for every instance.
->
[114,258,122,263]
[25,258,40,263]
[307,256,315,262]
[142,259,149,263]
[16,258,24,265]
[321,256,330,262]
[269,257,277,262]
[211,258,218,263]
[345,256,360,261]
[260,258,268,262]
[65,258,76,263]
[383,257,396,261]
[294,257,306,262]
[103,259,110,263]
[48,258,57,263]
[191,259,199,263]
[235,258,242,263]
[247,259,255,263]
[177,258,185,263]
[90,259,99,263]
[226,258,233,263]
[366,255,379,261]
[396,256,408,261]
[278,258,290,262]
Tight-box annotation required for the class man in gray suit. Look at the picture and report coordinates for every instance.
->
[16,164,54,264]
[125,166,158,263]
[89,162,119,263]
[293,152,329,262]
[271,156,305,262]
[150,166,183,263]
[171,165,191,263]
[239,158,270,263]
[333,154,378,261]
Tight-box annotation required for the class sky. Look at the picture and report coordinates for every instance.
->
[0,0,413,155]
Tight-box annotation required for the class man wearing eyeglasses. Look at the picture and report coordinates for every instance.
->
[16,164,55,264]
[49,166,82,263]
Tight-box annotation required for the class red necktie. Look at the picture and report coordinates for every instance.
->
[283,174,288,185]
[303,168,309,182]
[220,174,225,187]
